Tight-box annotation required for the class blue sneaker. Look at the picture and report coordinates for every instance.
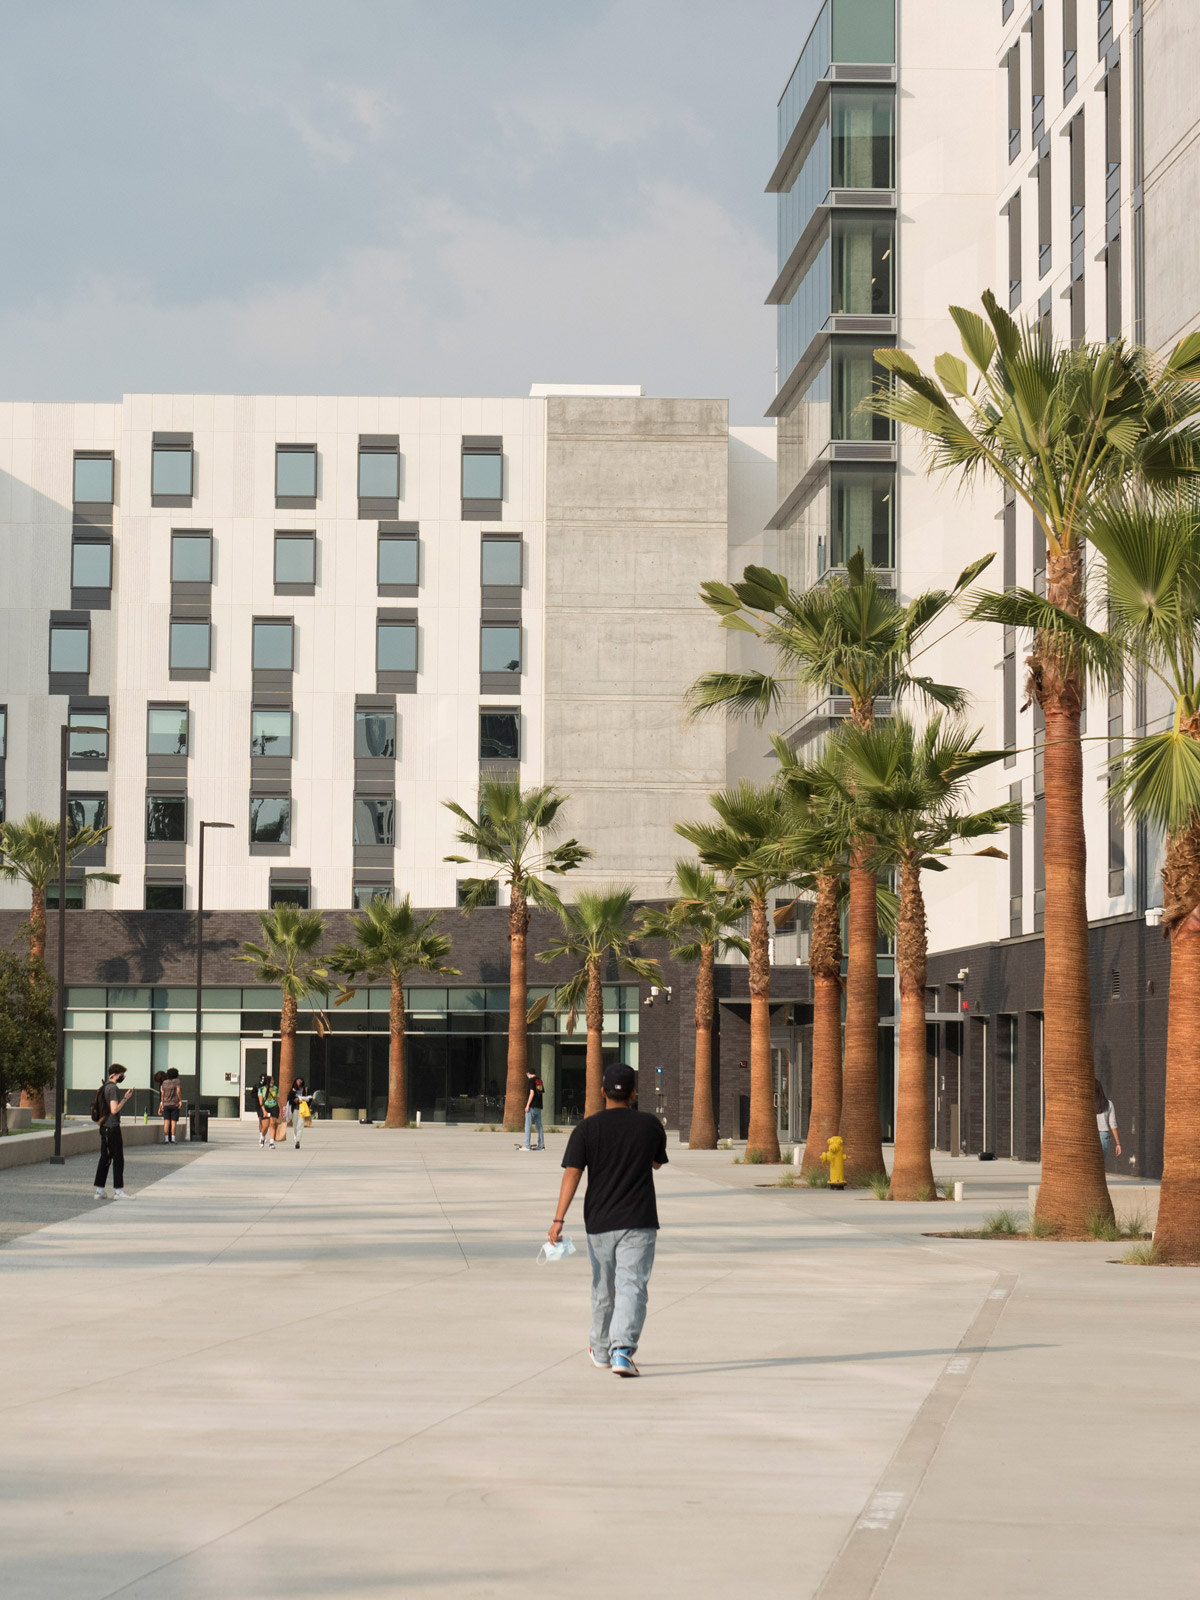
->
[588,1346,610,1368]
[611,1348,639,1378]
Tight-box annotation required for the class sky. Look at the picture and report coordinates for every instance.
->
[0,0,820,422]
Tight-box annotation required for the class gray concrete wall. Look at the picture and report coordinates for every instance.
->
[1143,0,1200,352]
[542,397,731,895]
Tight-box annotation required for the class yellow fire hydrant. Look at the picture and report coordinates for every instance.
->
[820,1134,846,1190]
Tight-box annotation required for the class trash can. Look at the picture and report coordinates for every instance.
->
[189,1110,210,1143]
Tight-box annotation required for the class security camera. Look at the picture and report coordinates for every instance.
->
[957,967,970,981]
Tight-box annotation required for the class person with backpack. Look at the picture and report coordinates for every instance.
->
[519,1068,545,1151]
[93,1064,134,1200]
[258,1075,281,1148]
[158,1067,182,1144]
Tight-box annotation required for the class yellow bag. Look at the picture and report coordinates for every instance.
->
[299,1100,312,1123]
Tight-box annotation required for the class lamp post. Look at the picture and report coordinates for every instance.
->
[191,820,234,1141]
[51,720,110,1166]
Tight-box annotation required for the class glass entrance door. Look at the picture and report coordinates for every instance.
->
[772,1043,793,1142]
[241,1040,272,1119]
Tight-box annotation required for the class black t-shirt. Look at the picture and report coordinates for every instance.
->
[562,1109,668,1233]
[103,1081,124,1129]
[527,1078,543,1111]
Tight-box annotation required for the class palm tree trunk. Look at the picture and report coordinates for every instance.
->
[747,895,780,1162]
[278,992,297,1108]
[1032,549,1113,1233]
[890,857,937,1201]
[21,888,48,1117]
[585,958,604,1118]
[842,853,884,1183]
[385,974,407,1129]
[802,870,843,1178]
[503,880,529,1131]
[689,945,718,1148]
[1150,821,1200,1263]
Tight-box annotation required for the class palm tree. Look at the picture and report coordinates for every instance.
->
[638,863,749,1148]
[689,552,985,1182]
[866,294,1200,1231]
[235,905,328,1109]
[676,783,814,1163]
[327,896,459,1130]
[444,780,590,1130]
[0,810,119,1113]
[535,886,662,1119]
[838,718,1020,1201]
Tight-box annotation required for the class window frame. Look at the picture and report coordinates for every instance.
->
[68,708,109,765]
[70,537,113,595]
[171,531,213,585]
[354,708,397,760]
[480,535,523,590]
[252,617,295,674]
[49,616,91,685]
[479,621,523,678]
[251,707,294,759]
[273,531,316,595]
[461,436,504,520]
[353,794,396,847]
[169,617,212,679]
[146,793,187,844]
[144,882,185,911]
[479,709,520,762]
[358,435,401,516]
[73,451,115,508]
[151,435,194,507]
[249,793,293,850]
[275,443,318,509]
[147,704,190,758]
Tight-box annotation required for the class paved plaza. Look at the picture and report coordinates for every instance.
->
[1,1125,1197,1599]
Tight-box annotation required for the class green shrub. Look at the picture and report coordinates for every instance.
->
[775,1171,799,1188]
[803,1169,829,1189]
[1086,1209,1123,1242]
[864,1171,890,1200]
[1122,1243,1160,1266]
[980,1207,1021,1238]
[1027,1211,1056,1239]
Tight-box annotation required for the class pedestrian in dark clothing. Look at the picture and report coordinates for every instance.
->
[94,1064,134,1200]
[549,1062,667,1378]
[159,1067,182,1144]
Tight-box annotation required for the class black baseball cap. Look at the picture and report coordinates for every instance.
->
[602,1064,636,1097]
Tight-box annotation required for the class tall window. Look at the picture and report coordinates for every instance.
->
[274,533,315,588]
[147,706,189,756]
[1005,45,1021,163]
[377,621,417,673]
[830,217,894,316]
[1006,190,1023,310]
[355,708,396,758]
[275,444,317,507]
[358,441,400,501]
[480,623,522,676]
[1009,782,1024,936]
[147,795,186,842]
[151,438,193,502]
[1063,0,1078,100]
[831,344,893,441]
[830,89,894,189]
[481,537,522,587]
[830,469,894,569]
[171,532,212,583]
[462,450,503,501]
[252,619,294,671]
[354,796,396,846]
[1038,151,1052,277]
[66,793,107,835]
[1031,0,1045,143]
[251,709,293,758]
[73,453,114,505]
[249,796,291,844]
[71,542,112,590]
[68,709,108,760]
[169,619,211,671]
[480,711,519,760]
[49,621,90,675]
[377,534,418,589]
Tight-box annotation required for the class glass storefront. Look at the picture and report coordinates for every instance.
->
[64,984,641,1126]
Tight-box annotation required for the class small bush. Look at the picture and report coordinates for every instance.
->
[1086,1209,1123,1243]
[980,1207,1021,1238]
[744,1148,767,1165]
[938,1181,956,1201]
[1027,1212,1056,1239]
[864,1171,891,1201]
[1121,1211,1149,1240]
[1122,1242,1160,1266]
[775,1171,798,1188]
[803,1169,829,1189]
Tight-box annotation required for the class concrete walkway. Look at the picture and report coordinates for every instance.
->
[0,1125,1196,1599]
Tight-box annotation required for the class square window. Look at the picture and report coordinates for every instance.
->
[71,541,112,589]
[377,536,418,587]
[462,452,503,500]
[269,883,310,909]
[355,709,396,758]
[152,446,193,498]
[69,710,109,760]
[274,534,315,586]
[481,539,522,587]
[147,795,187,843]
[377,622,417,672]
[145,883,185,911]
[353,882,392,908]
[359,450,399,498]
[354,796,395,846]
[251,709,293,758]
[147,706,189,756]
[480,623,521,675]
[73,455,114,504]
[66,792,107,835]
[250,795,292,844]
[458,879,497,908]
[276,446,316,499]
[253,620,294,671]
[479,712,519,759]
[170,620,211,671]
[50,624,89,675]
[171,533,212,583]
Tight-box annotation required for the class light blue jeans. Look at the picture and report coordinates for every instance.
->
[1100,1130,1113,1158]
[523,1107,544,1149]
[586,1228,656,1357]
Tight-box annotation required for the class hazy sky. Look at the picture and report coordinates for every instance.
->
[0,0,819,421]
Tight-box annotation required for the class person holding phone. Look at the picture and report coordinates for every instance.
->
[93,1064,135,1199]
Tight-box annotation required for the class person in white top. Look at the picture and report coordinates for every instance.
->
[1095,1079,1121,1161]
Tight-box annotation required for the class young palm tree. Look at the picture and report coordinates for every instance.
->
[638,863,749,1148]
[444,780,590,1130]
[0,810,119,1113]
[535,886,661,1119]
[866,294,1200,1231]
[838,718,1020,1201]
[676,783,814,1163]
[235,905,328,1110]
[327,896,459,1130]
[689,552,984,1181]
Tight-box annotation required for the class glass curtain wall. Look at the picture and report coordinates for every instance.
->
[829,469,895,569]
[831,216,894,315]
[831,342,893,441]
[831,89,895,188]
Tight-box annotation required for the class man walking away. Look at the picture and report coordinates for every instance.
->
[548,1063,667,1378]
[94,1064,134,1200]
[520,1070,545,1151]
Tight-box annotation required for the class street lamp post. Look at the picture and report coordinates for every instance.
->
[192,820,233,1141]
[51,720,110,1166]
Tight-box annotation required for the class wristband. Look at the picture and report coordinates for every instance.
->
[553,1218,565,1224]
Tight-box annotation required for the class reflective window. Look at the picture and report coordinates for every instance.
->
[249,796,291,844]
[481,624,521,674]
[253,620,294,671]
[74,455,114,504]
[831,89,894,188]
[355,709,396,758]
[457,879,498,907]
[481,539,522,586]
[830,469,895,569]
[171,533,212,583]
[66,792,107,835]
[148,707,188,756]
[152,447,193,497]
[831,0,895,64]
[831,217,894,315]
[50,624,89,674]
[354,882,392,908]
[462,453,503,499]
[359,450,399,497]
[251,709,293,757]
[270,883,310,909]
[354,796,395,846]
[69,710,108,760]
[377,622,417,672]
[377,536,418,587]
[145,883,184,910]
[71,541,112,589]
[831,344,893,441]
[276,446,316,498]
[170,620,210,671]
[480,712,519,759]
[274,534,315,585]
[147,795,186,842]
